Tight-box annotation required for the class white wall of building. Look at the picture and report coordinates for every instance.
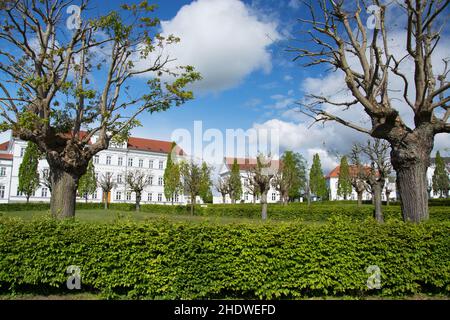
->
[0,137,189,205]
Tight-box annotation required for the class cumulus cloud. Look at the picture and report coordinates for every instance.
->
[134,0,280,93]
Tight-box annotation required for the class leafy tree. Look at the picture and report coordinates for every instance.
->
[309,154,328,200]
[199,162,213,203]
[126,170,151,211]
[294,1,449,222]
[272,151,307,204]
[18,142,40,203]
[163,142,181,204]
[229,158,243,204]
[78,160,97,203]
[0,1,200,219]
[337,156,352,200]
[98,173,116,210]
[289,152,307,201]
[432,151,450,198]
[180,160,204,215]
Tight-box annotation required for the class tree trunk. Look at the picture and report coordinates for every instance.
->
[222,194,226,204]
[357,191,363,207]
[135,192,141,211]
[389,131,433,223]
[50,168,78,219]
[191,194,196,215]
[386,190,390,206]
[261,191,268,220]
[372,183,383,223]
[104,192,108,210]
[26,195,30,204]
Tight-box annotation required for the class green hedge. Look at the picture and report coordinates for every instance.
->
[0,202,448,222]
[0,217,449,299]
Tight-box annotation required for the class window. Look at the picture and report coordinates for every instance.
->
[106,156,111,165]
[139,159,143,168]
[271,193,276,201]
[126,192,132,201]
[43,168,49,177]
[95,172,99,180]
[159,161,164,170]
[175,193,179,202]
[245,193,249,201]
[157,193,162,202]
[128,158,133,167]
[0,186,5,199]
[147,193,152,201]
[149,176,153,185]
[149,160,153,168]
[94,155,99,164]
[0,167,6,177]
[116,191,122,201]
[20,147,25,157]
[118,157,123,166]
[158,177,163,186]
[16,188,23,196]
[41,188,48,198]
[93,191,97,199]
[117,174,122,184]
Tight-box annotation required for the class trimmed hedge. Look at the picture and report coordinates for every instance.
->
[0,217,449,299]
[0,202,448,222]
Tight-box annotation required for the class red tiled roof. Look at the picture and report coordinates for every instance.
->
[225,157,281,171]
[0,153,13,160]
[0,141,9,151]
[127,137,184,155]
[326,165,372,179]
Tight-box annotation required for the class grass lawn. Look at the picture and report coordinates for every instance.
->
[0,208,294,225]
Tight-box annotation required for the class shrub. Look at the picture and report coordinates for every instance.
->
[0,217,449,299]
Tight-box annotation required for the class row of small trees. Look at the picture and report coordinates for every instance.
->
[17,141,214,214]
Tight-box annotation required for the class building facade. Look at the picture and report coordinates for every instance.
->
[214,157,282,204]
[0,133,188,204]
[326,165,398,202]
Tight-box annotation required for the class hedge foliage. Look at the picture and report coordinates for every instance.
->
[0,202,448,222]
[0,217,449,299]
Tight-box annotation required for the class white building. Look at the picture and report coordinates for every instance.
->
[0,132,189,205]
[214,157,282,204]
[427,156,450,198]
[326,165,397,202]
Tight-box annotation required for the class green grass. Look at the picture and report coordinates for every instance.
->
[0,209,294,225]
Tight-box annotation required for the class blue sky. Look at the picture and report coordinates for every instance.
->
[0,0,449,172]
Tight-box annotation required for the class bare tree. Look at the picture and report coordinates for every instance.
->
[292,0,449,222]
[98,172,116,210]
[244,171,260,204]
[126,170,151,211]
[40,169,52,194]
[0,1,200,218]
[215,176,230,204]
[248,155,276,220]
[271,173,289,205]
[349,146,369,207]
[353,139,392,222]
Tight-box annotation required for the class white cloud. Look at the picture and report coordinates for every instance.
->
[283,75,293,81]
[288,0,301,10]
[134,0,280,93]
